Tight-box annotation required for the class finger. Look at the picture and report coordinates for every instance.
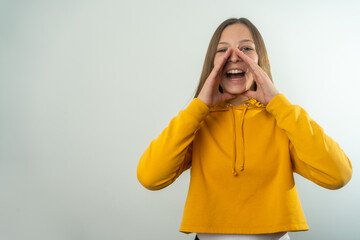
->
[235,49,263,74]
[213,48,232,72]
[235,49,267,84]
[208,48,232,82]
[220,92,236,102]
[235,49,259,69]
[241,90,257,99]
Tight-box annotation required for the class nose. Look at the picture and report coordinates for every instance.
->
[228,47,242,62]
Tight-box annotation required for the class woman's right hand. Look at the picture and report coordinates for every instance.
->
[197,48,236,108]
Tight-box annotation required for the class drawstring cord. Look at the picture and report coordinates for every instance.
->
[238,104,249,172]
[229,105,237,176]
[229,103,249,176]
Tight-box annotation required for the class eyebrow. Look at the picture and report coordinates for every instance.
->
[218,39,254,45]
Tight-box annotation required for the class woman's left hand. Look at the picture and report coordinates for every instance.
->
[235,49,279,105]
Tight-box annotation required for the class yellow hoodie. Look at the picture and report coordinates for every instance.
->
[137,94,352,234]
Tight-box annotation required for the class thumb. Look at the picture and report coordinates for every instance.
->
[242,90,256,99]
[221,92,236,102]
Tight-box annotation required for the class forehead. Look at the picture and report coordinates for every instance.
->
[219,23,254,43]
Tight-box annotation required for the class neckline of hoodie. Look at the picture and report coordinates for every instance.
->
[210,99,265,112]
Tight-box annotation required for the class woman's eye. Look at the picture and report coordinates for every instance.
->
[240,47,253,52]
[217,48,227,53]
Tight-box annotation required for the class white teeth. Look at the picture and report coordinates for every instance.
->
[227,69,244,74]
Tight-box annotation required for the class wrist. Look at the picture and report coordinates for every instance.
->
[196,97,212,108]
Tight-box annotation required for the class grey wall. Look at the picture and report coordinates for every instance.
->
[0,0,359,239]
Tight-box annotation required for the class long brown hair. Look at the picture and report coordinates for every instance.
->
[194,18,272,98]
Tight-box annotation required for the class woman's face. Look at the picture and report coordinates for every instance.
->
[214,24,259,95]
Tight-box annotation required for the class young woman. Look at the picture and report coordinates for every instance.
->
[137,18,353,240]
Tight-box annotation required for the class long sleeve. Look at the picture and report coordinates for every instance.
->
[266,94,352,190]
[137,98,210,191]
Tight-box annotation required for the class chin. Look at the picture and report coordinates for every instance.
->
[221,85,249,95]
[228,90,246,95]
[221,80,254,95]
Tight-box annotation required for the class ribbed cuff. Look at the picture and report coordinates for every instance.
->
[184,98,210,123]
[266,94,292,116]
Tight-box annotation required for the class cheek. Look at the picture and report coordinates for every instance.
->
[246,52,259,64]
[213,54,223,66]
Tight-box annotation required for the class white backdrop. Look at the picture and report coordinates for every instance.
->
[1,0,359,239]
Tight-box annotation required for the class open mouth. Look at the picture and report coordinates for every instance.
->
[225,69,246,80]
